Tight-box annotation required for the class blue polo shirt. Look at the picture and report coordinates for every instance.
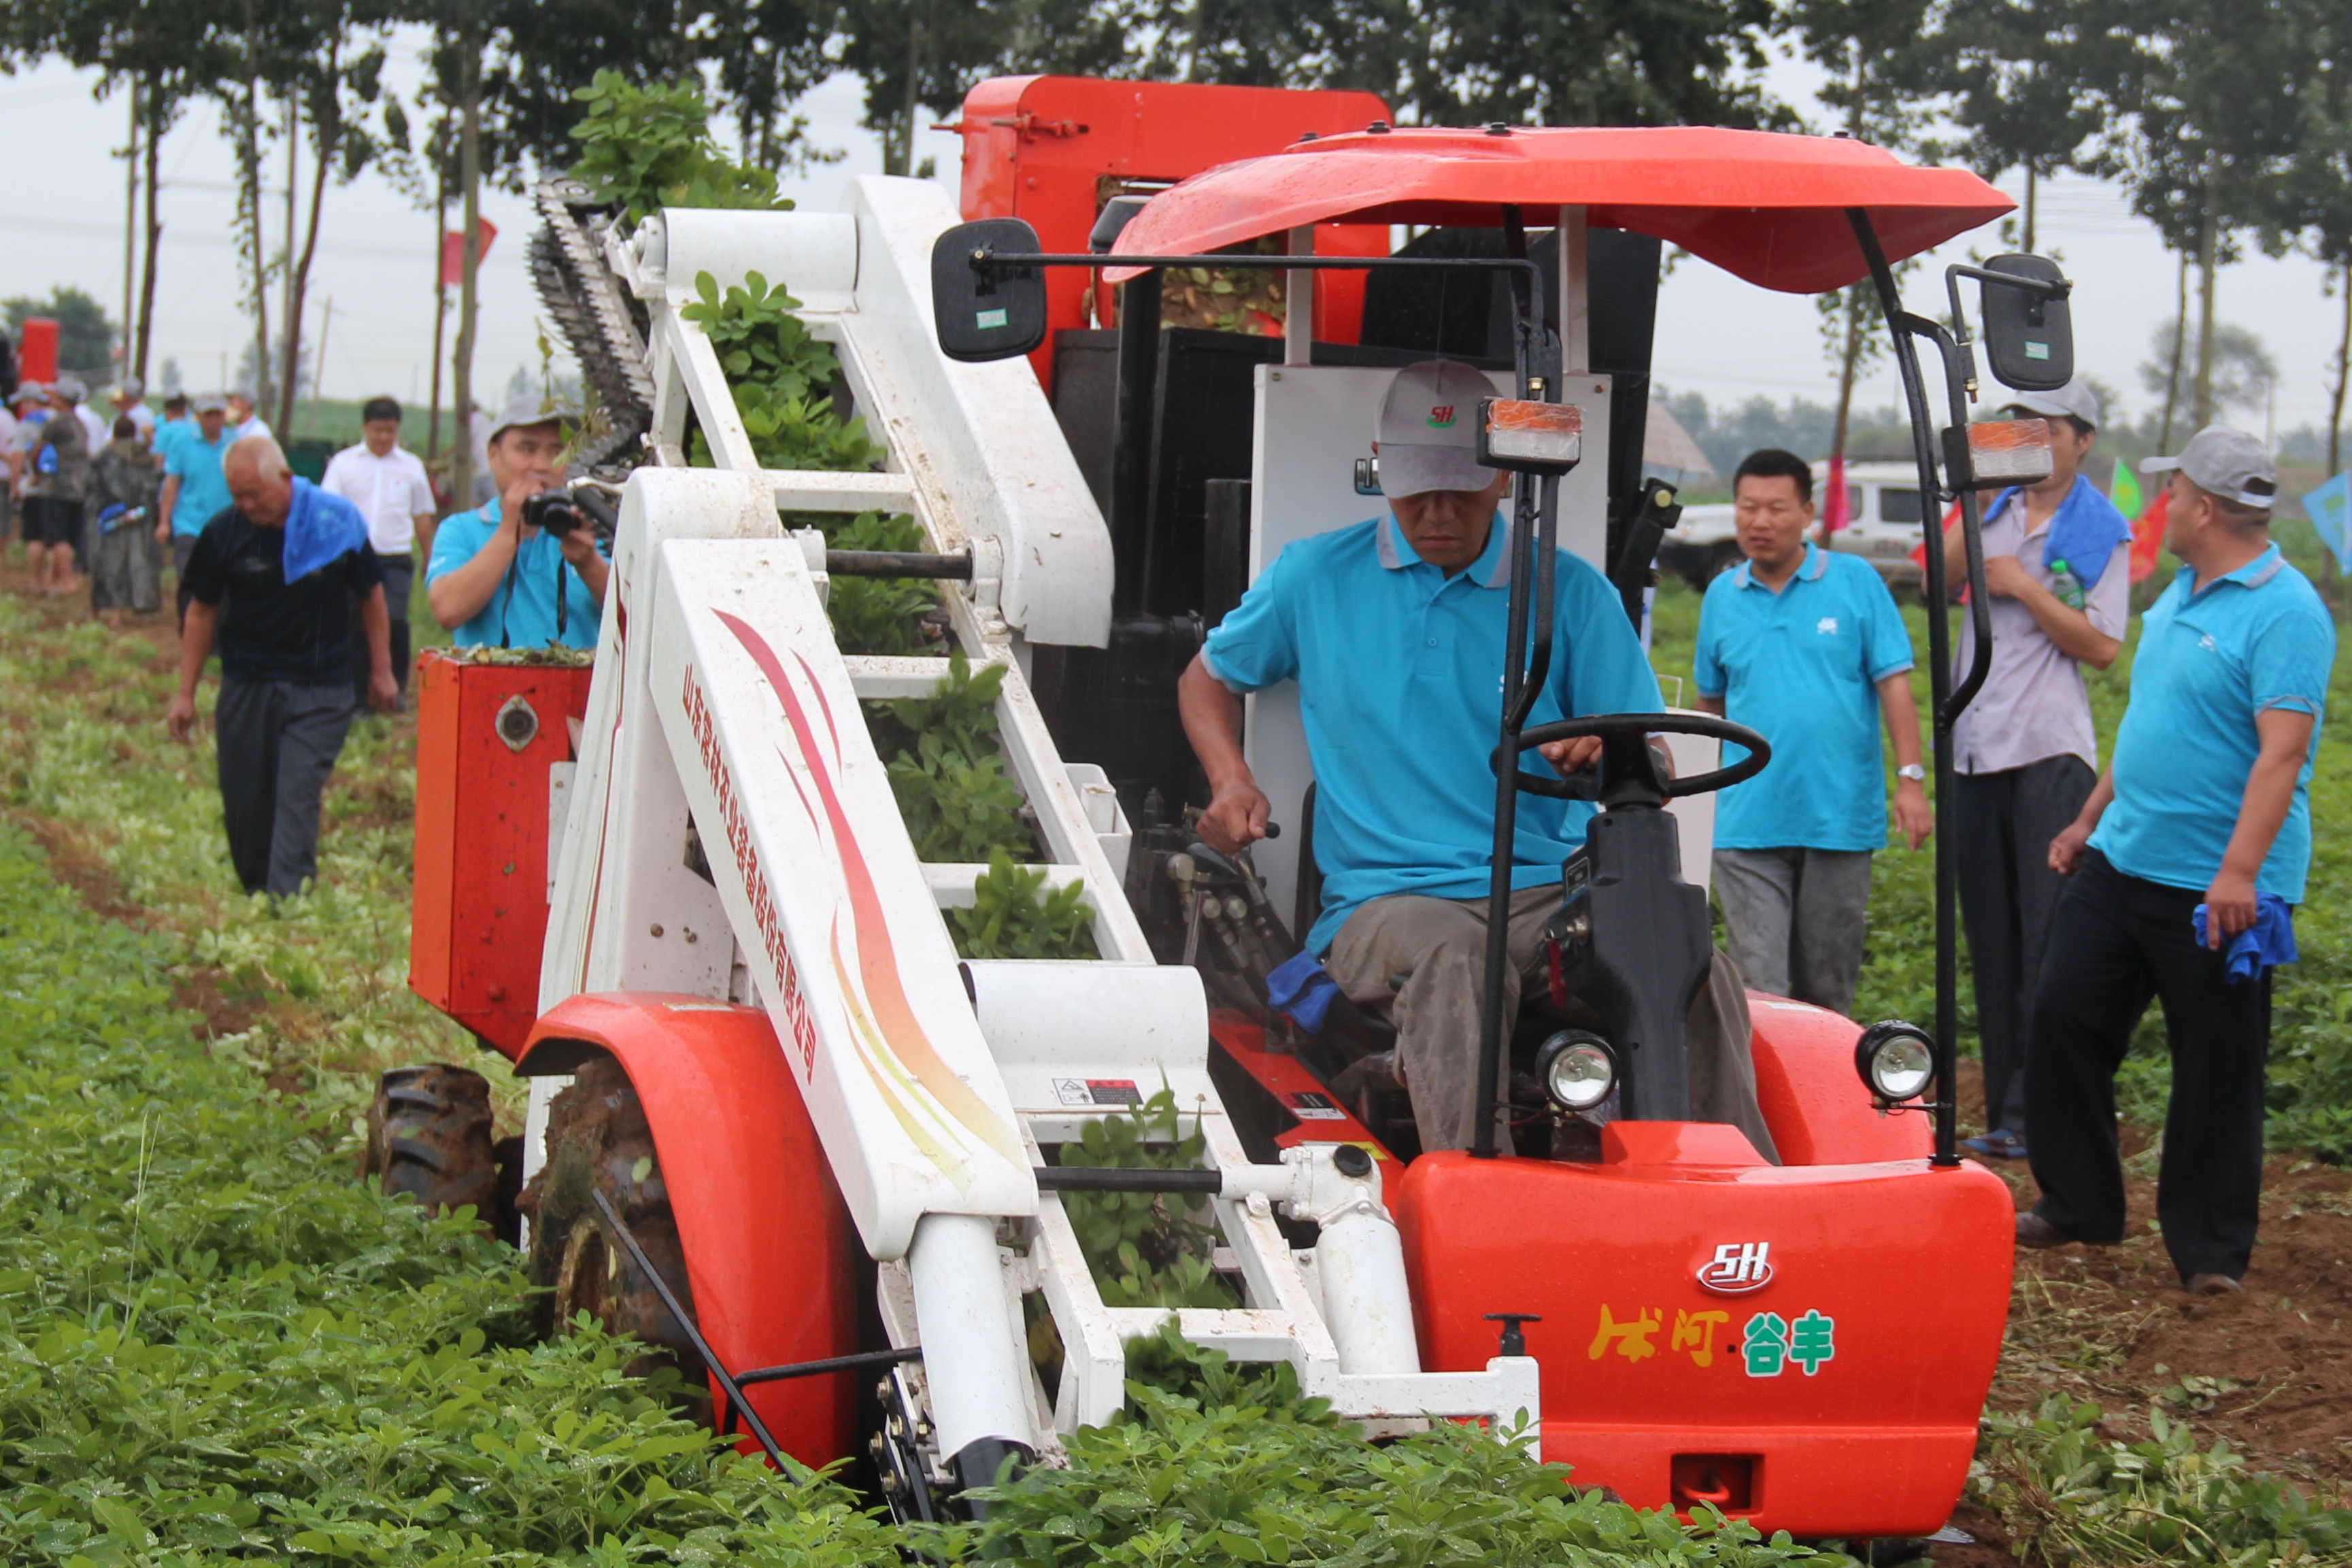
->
[425,498,603,650]
[163,426,234,539]
[1694,543,1915,853]
[2091,543,2334,902]
[1203,513,1662,955]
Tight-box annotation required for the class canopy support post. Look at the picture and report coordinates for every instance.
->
[1286,225,1314,366]
[1558,205,1589,373]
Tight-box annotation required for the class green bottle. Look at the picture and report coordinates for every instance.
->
[2048,557,2085,610]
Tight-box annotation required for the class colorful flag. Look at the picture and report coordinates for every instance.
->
[438,219,499,288]
[2128,488,2169,583]
[2109,456,2140,523]
[2306,471,2352,575]
[1822,453,1849,532]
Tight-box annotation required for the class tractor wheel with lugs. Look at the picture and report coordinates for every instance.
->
[360,1063,503,1229]
[516,1055,705,1395]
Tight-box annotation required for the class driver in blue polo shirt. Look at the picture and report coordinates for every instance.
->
[2023,426,2336,1295]
[1177,360,1776,1158]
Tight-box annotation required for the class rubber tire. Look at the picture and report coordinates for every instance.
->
[516,1055,705,1391]
[360,1063,503,1229]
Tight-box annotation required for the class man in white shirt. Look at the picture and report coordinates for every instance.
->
[110,377,156,445]
[322,396,437,704]
[225,388,274,443]
[57,375,107,451]
[1943,379,2133,1161]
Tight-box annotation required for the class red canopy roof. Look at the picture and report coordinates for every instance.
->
[1105,125,2013,295]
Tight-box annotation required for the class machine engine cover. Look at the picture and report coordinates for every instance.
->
[1397,1130,2012,1537]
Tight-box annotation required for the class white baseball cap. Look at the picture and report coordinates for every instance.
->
[2142,426,2279,511]
[1375,360,1500,498]
[2001,378,2101,430]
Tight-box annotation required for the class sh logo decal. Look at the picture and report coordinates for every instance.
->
[1816,616,1841,635]
[1697,1241,1774,1294]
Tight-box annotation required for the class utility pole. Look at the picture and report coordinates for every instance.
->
[428,130,449,464]
[2192,156,2219,430]
[2021,167,2035,256]
[135,76,163,381]
[278,90,301,432]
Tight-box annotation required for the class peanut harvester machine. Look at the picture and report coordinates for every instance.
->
[407,82,2085,1546]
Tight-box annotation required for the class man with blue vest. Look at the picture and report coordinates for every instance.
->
[1945,380,2131,1162]
[2024,426,2334,1295]
[1694,448,1932,1018]
[1176,360,1776,1157]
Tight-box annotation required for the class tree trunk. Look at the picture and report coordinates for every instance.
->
[122,83,139,372]
[281,48,337,437]
[428,134,448,464]
[2328,260,2349,478]
[135,80,163,381]
[898,0,922,177]
[1832,287,1861,466]
[277,90,303,433]
[2160,250,2186,450]
[241,0,273,411]
[450,26,483,511]
[2021,165,2036,256]
[2192,160,2218,430]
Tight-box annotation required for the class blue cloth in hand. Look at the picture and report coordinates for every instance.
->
[281,477,370,584]
[1266,950,1341,1034]
[2191,893,2298,983]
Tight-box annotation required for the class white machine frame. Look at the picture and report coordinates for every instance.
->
[533,176,1538,1482]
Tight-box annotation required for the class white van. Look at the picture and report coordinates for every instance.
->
[1657,460,1929,591]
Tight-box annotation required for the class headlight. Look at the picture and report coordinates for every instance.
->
[1536,1030,1616,1112]
[1854,1021,1935,1102]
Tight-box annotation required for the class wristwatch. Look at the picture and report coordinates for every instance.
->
[1896,764,1928,783]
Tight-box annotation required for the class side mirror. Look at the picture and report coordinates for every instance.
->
[930,218,1048,363]
[1977,254,2072,392]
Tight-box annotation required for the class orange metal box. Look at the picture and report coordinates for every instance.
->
[409,651,593,1057]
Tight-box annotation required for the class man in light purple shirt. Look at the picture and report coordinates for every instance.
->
[1944,379,2132,1159]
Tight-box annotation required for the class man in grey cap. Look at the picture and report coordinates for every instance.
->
[2023,425,2336,1294]
[425,394,606,649]
[225,388,273,443]
[160,393,236,627]
[1942,378,2132,1162]
[1175,360,1777,1157]
[26,379,93,594]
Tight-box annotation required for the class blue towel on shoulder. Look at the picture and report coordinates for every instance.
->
[281,477,370,584]
[1266,950,1341,1033]
[2191,893,2298,983]
[1987,473,2134,590]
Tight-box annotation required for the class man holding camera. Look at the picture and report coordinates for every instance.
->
[426,396,607,650]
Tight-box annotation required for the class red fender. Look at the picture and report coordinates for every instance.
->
[1746,993,1932,1165]
[520,993,860,1467]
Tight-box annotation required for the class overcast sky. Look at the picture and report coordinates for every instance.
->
[2,35,2344,441]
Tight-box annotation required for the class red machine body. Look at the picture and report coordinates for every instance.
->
[518,996,860,1466]
[409,651,593,1057]
[1396,1005,2014,1538]
[949,75,1396,392]
[17,318,58,384]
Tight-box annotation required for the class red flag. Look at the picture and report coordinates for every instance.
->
[1822,453,1850,531]
[438,218,499,287]
[2128,489,2169,583]
[1910,497,1963,572]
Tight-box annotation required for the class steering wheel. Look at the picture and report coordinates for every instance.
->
[1492,712,1772,802]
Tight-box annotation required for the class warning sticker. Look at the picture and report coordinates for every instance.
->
[1054,1078,1142,1107]
[1285,1091,1347,1122]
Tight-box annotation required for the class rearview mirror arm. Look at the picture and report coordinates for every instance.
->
[1849,207,1964,1170]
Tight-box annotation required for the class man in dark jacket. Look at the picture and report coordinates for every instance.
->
[167,434,397,896]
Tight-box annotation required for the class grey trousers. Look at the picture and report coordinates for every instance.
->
[1326,884,1779,1161]
[1713,847,1875,1017]
[214,675,356,897]
[1955,754,2096,1134]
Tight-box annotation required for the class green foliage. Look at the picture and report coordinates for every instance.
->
[680,269,837,405]
[952,1325,1833,1568]
[869,650,1032,866]
[567,71,788,226]
[1052,1091,1232,1309]
[1976,1394,2352,1565]
[0,823,897,1565]
[954,852,1097,962]
[822,511,941,657]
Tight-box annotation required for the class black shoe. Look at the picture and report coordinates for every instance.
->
[1964,1127,2028,1160]
[2015,1212,2074,1249]
[2185,1272,2242,1296]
